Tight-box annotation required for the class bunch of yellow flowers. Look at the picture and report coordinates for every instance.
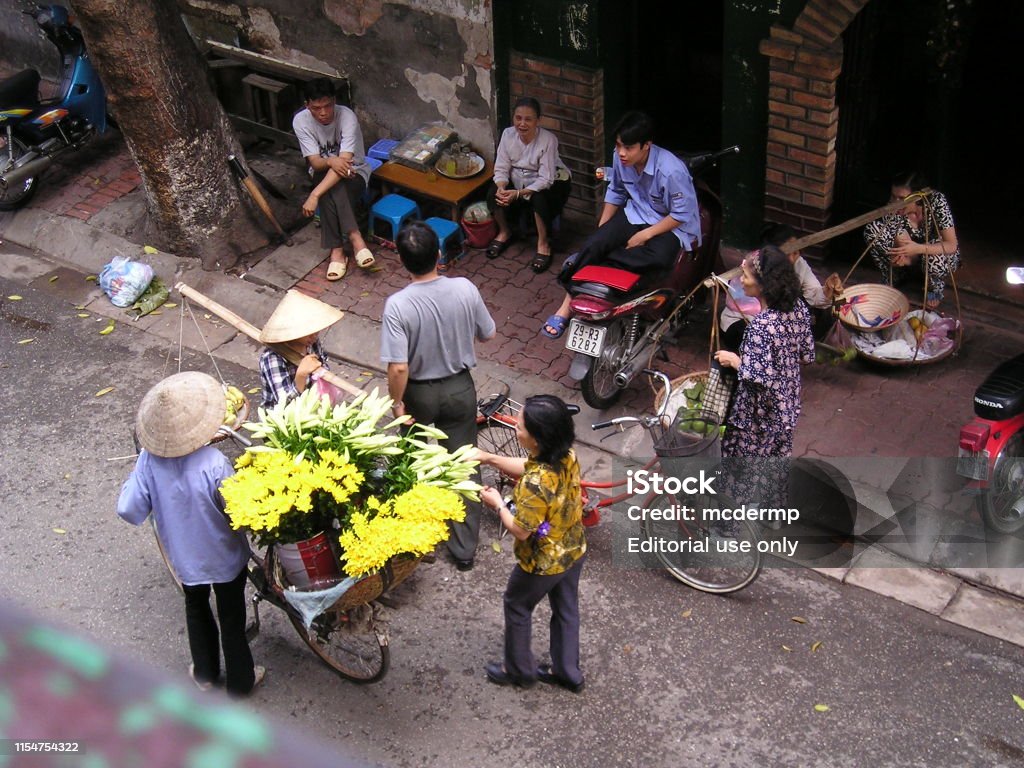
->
[340,485,467,577]
[221,448,364,546]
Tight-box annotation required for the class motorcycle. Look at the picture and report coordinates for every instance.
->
[564,145,739,409]
[0,4,107,210]
[956,266,1024,534]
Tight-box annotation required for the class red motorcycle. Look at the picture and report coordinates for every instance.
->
[564,145,738,409]
[956,267,1024,534]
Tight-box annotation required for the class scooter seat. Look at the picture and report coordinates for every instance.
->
[974,353,1024,420]
[571,265,639,292]
[0,69,40,110]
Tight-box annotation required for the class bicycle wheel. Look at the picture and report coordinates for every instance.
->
[287,603,389,683]
[639,492,762,593]
[477,421,527,497]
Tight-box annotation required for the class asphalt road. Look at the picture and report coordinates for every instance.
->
[1,262,1023,768]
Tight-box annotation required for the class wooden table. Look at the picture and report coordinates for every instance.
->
[372,159,493,221]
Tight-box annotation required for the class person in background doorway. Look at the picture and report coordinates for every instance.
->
[863,172,960,309]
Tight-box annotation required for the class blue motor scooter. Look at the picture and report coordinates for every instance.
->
[0,4,107,210]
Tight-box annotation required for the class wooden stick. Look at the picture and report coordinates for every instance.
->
[173,282,364,398]
[784,188,932,253]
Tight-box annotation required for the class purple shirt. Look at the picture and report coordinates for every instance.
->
[117,446,250,585]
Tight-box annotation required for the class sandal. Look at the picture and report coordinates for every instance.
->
[485,237,513,259]
[326,259,348,281]
[354,247,375,269]
[540,314,569,339]
[530,250,552,273]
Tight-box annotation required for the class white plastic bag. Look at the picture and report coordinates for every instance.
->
[100,256,154,308]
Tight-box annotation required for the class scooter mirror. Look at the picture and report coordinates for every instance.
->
[1007,267,1024,285]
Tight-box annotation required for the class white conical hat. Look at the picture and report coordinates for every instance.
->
[135,372,225,458]
[259,290,345,344]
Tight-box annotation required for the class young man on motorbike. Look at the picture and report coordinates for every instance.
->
[540,111,701,338]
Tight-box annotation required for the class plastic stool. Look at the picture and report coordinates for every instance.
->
[362,157,383,206]
[370,194,420,244]
[426,216,465,272]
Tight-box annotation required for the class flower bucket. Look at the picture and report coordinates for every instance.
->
[276,532,342,590]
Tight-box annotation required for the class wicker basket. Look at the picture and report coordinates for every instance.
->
[272,551,421,612]
[837,283,910,332]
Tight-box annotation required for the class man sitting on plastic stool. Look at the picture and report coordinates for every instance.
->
[294,77,375,281]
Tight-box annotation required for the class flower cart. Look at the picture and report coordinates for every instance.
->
[222,387,480,683]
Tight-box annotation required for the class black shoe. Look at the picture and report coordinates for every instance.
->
[485,661,535,688]
[455,558,474,572]
[536,663,585,694]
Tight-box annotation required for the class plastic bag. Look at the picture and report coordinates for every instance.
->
[129,276,169,317]
[311,369,346,406]
[100,256,153,308]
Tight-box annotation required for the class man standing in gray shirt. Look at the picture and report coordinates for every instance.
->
[381,221,496,570]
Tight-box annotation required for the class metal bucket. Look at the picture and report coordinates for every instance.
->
[276,532,341,590]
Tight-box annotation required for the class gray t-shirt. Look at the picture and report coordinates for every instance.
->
[380,276,495,380]
[292,105,371,185]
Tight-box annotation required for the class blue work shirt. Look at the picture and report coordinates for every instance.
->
[117,446,250,586]
[604,144,702,250]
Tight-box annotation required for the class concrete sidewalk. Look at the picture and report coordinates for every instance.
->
[3,151,1024,650]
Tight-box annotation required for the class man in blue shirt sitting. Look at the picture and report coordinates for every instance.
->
[540,111,701,338]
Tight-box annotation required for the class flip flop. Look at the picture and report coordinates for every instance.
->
[326,259,348,281]
[354,248,375,269]
[530,251,552,273]
[485,237,513,259]
[540,314,569,339]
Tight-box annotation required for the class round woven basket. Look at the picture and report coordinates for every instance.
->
[837,284,910,332]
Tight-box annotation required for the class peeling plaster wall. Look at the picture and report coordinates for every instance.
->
[178,0,496,159]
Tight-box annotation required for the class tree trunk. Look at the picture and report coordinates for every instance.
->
[69,0,267,269]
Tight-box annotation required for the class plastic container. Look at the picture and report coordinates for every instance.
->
[368,138,399,162]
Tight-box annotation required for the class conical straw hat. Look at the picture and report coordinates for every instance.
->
[135,372,226,458]
[259,290,345,344]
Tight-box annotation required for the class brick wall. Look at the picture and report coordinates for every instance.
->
[508,52,604,225]
[758,0,868,251]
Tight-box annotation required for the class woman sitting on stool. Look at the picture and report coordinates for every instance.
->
[485,97,572,273]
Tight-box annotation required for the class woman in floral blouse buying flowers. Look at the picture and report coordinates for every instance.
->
[714,245,814,506]
[476,395,586,693]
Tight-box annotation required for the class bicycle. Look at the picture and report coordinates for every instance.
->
[137,421,394,683]
[476,370,762,594]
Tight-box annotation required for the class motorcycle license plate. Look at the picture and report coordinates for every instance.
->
[565,319,605,357]
[956,448,989,481]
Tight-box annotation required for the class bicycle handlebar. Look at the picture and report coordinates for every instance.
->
[591,369,672,432]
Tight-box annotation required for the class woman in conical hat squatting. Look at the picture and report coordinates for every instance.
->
[258,290,345,408]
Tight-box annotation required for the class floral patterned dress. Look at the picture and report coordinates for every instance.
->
[721,301,814,504]
[863,190,960,302]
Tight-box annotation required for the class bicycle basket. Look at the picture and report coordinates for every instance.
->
[651,408,722,459]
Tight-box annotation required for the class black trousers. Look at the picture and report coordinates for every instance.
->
[503,554,585,684]
[183,566,254,695]
[486,178,572,230]
[312,169,365,250]
[559,208,681,289]
[403,369,482,561]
